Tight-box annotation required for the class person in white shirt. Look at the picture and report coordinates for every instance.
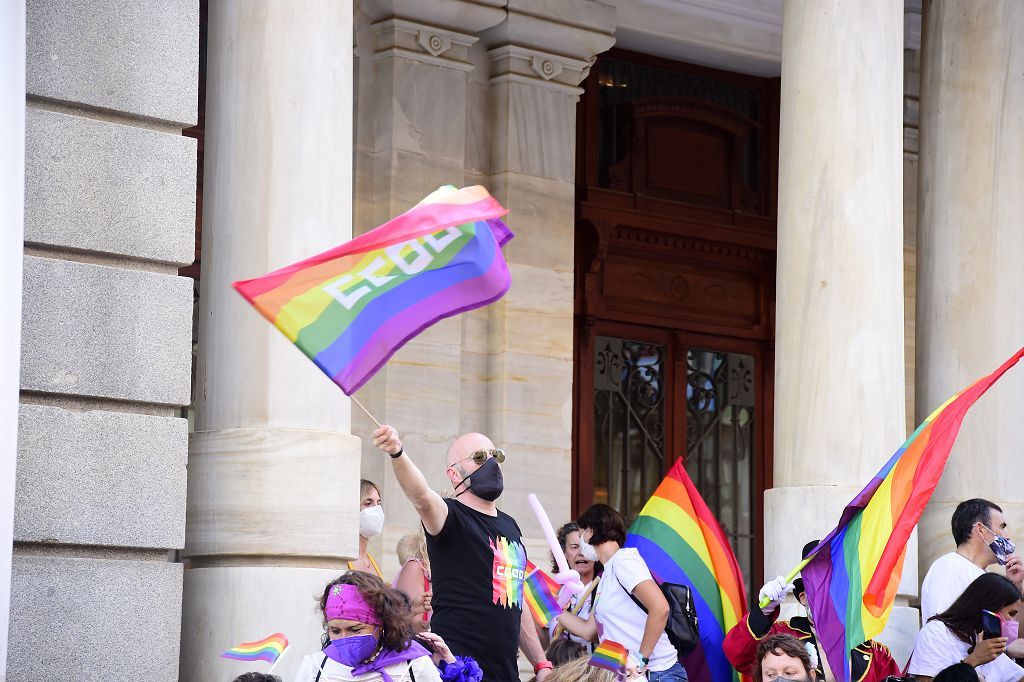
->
[920,499,1024,622]
[909,573,1023,682]
[543,522,600,652]
[554,504,685,681]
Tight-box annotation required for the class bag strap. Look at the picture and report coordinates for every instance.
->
[314,654,328,682]
[409,660,417,682]
[616,573,650,615]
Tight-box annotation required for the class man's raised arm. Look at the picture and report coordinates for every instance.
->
[373,425,448,535]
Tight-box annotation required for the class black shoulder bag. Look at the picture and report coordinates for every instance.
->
[616,574,700,654]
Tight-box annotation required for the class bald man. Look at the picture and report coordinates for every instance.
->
[373,425,552,681]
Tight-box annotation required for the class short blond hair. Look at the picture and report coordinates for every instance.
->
[545,657,618,682]
[396,529,430,573]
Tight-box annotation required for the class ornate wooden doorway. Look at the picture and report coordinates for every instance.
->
[572,50,779,595]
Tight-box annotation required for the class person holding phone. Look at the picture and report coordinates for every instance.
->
[909,573,1024,682]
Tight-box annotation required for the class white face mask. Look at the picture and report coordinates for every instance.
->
[579,532,599,562]
[359,505,385,539]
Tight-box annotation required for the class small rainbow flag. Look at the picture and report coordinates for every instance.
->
[523,560,562,627]
[221,632,289,665]
[626,460,747,682]
[590,640,628,675]
[233,185,512,394]
[803,346,1024,682]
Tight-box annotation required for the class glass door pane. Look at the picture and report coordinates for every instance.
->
[684,348,756,598]
[593,336,666,519]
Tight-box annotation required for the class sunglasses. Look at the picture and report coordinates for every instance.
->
[451,448,506,468]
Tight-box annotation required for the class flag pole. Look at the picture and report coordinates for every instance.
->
[757,555,815,609]
[267,645,290,674]
[349,394,382,428]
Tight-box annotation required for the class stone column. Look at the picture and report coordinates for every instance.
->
[768,0,914,663]
[351,0,506,577]
[180,3,360,680]
[0,2,25,675]
[478,0,615,550]
[916,1,1024,578]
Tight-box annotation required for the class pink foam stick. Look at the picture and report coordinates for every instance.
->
[528,493,584,606]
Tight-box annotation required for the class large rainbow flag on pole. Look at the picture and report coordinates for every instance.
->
[802,346,1024,682]
[233,185,512,394]
[626,460,748,682]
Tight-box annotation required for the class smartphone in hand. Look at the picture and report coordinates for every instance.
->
[981,609,1002,640]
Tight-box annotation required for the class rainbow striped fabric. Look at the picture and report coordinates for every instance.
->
[626,460,747,682]
[590,639,629,675]
[221,632,289,665]
[802,345,1024,682]
[523,560,562,627]
[233,186,512,394]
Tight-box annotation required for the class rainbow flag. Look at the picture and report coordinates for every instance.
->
[523,560,562,627]
[590,639,628,676]
[221,632,289,665]
[626,460,747,682]
[802,346,1024,682]
[233,185,513,394]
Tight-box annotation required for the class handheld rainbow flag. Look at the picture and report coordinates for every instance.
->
[221,632,289,668]
[233,185,513,394]
[590,639,629,676]
[523,561,563,627]
[626,460,748,682]
[802,345,1024,682]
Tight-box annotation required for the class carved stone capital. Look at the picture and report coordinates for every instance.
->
[487,45,595,96]
[369,19,478,71]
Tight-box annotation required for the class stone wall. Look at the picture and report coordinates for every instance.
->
[9,1,198,679]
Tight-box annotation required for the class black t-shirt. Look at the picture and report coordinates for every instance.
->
[427,497,527,682]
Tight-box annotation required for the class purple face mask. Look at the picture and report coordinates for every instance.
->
[331,633,380,667]
[1003,617,1020,645]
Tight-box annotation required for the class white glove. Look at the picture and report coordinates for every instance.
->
[758,575,795,614]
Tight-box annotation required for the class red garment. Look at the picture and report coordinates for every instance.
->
[723,607,901,682]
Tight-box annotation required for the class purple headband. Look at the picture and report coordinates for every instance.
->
[325,584,382,625]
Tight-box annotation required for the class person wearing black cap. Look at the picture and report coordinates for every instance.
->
[723,540,901,682]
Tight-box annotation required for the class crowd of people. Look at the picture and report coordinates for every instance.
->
[226,423,1024,682]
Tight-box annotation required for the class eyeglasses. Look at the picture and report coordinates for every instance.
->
[451,448,506,468]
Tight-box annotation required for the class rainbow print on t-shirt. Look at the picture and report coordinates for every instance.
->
[490,535,527,608]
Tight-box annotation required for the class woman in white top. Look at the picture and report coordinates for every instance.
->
[909,573,1023,682]
[544,522,601,652]
[555,504,686,681]
[295,571,442,682]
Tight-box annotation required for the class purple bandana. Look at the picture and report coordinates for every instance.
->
[324,639,431,682]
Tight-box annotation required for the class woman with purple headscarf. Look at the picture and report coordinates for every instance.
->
[295,572,442,682]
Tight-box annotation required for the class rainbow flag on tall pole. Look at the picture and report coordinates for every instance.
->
[626,460,748,682]
[802,346,1024,682]
[233,185,512,395]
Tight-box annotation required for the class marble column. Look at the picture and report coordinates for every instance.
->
[180,2,360,680]
[769,0,914,664]
[0,2,25,674]
[478,0,615,547]
[351,0,506,577]
[916,0,1024,578]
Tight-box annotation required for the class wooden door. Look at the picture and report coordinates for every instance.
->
[573,50,779,595]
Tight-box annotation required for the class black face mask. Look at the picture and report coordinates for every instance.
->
[455,456,504,501]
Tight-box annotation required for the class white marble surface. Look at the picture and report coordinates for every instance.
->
[915,0,1024,574]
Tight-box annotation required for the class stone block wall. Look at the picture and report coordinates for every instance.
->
[9,1,198,679]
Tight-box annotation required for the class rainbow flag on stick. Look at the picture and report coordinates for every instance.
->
[590,640,629,677]
[523,560,563,627]
[222,632,289,668]
[233,185,513,394]
[626,460,748,682]
[802,346,1024,682]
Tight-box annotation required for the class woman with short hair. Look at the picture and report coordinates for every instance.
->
[555,504,686,681]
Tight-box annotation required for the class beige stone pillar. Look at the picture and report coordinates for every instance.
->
[916,0,1024,581]
[180,2,360,680]
[351,0,508,578]
[477,0,615,549]
[769,0,914,664]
